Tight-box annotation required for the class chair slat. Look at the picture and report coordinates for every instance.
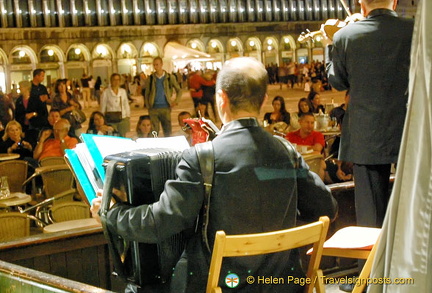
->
[223,222,324,257]
[206,216,330,293]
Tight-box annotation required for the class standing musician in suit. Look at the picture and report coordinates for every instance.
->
[91,57,337,293]
[326,0,413,230]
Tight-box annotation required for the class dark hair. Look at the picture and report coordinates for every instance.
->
[153,56,163,63]
[49,108,60,114]
[54,79,67,94]
[88,111,105,130]
[33,68,45,77]
[297,97,313,114]
[298,112,315,120]
[272,96,289,116]
[136,115,152,134]
[307,91,319,102]
[216,57,267,114]
[110,73,121,82]
[178,111,191,118]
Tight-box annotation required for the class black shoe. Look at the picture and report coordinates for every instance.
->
[339,283,354,292]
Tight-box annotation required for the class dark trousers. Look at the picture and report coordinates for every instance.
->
[149,107,172,137]
[192,97,200,109]
[353,164,391,228]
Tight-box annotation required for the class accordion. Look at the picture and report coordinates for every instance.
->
[100,149,185,287]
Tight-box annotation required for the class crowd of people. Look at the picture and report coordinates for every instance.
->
[0,62,345,180]
[265,60,331,93]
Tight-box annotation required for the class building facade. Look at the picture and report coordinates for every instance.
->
[0,0,416,92]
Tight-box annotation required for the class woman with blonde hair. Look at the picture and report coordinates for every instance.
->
[0,120,33,160]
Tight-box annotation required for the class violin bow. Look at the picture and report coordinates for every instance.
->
[338,0,353,17]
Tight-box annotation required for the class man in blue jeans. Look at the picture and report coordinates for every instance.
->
[144,57,182,137]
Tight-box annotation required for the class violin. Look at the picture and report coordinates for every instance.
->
[322,13,364,40]
[298,13,364,43]
[297,0,364,44]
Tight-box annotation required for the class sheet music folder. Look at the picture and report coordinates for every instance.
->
[65,134,189,204]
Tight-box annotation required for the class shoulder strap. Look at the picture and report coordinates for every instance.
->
[99,160,130,281]
[194,141,215,253]
[167,73,173,90]
[148,74,154,94]
[273,135,300,169]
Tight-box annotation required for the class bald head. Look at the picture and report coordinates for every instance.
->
[216,57,268,114]
[53,118,71,140]
[359,0,396,15]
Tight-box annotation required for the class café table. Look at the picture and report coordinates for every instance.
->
[0,192,32,208]
[0,153,20,161]
[318,128,341,137]
[43,218,101,233]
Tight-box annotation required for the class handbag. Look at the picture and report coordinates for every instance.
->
[105,111,122,123]
[105,97,123,123]
[72,109,87,124]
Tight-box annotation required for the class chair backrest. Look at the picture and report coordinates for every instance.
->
[206,216,330,293]
[0,160,28,192]
[39,165,75,198]
[49,201,90,222]
[0,212,30,242]
[39,156,67,167]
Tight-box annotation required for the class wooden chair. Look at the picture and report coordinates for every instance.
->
[0,160,28,193]
[307,226,381,293]
[0,212,30,242]
[352,236,380,293]
[39,156,67,167]
[206,216,330,293]
[48,201,91,223]
[317,226,380,259]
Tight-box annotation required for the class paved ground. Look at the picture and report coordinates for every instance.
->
[80,83,346,136]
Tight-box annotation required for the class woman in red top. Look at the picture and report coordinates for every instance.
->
[188,70,215,108]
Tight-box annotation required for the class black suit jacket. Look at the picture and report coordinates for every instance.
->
[107,118,337,292]
[326,9,414,164]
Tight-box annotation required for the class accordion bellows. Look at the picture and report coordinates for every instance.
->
[102,149,185,286]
